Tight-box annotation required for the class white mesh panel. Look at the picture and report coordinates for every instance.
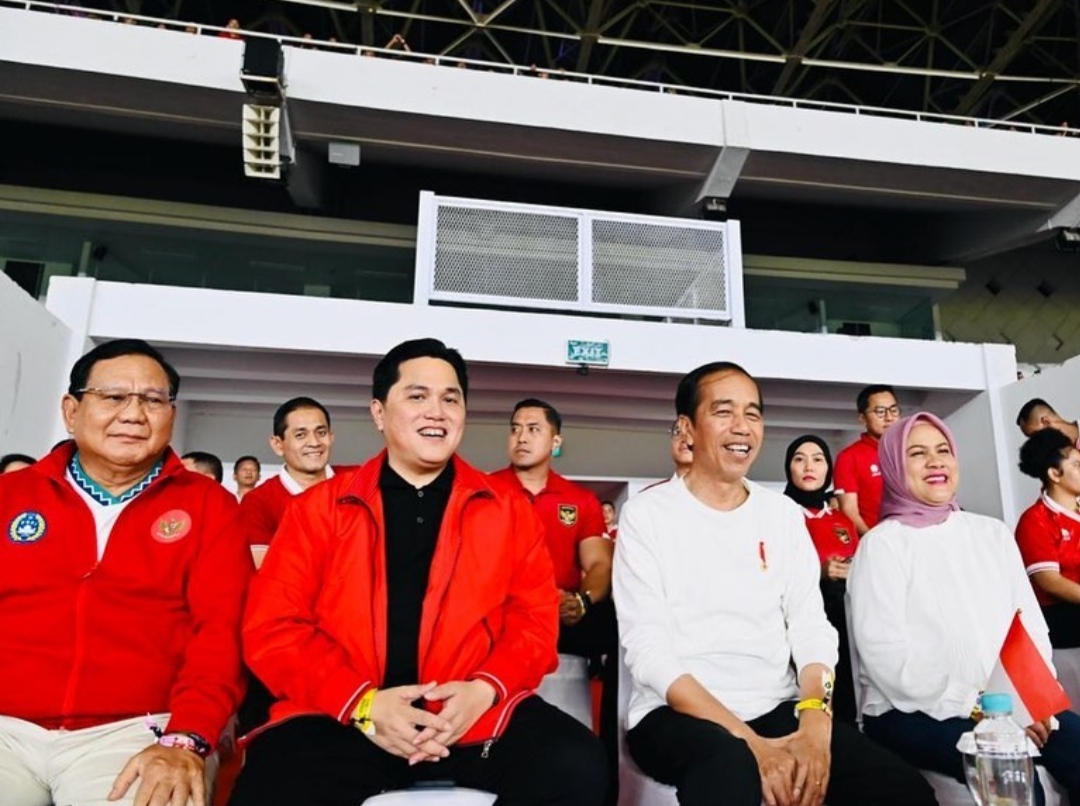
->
[433,206,580,302]
[591,219,728,313]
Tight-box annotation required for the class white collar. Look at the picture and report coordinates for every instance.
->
[1041,492,1080,525]
[279,464,334,496]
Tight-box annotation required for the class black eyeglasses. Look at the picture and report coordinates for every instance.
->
[867,405,901,419]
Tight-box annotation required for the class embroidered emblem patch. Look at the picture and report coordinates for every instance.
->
[870,463,881,476]
[9,511,46,544]
[558,504,578,526]
[833,526,852,545]
[152,509,192,544]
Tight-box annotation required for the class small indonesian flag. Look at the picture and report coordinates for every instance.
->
[985,611,1071,725]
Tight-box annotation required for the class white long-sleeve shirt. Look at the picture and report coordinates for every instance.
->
[614,477,838,728]
[848,511,1052,720]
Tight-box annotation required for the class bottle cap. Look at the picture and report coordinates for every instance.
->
[980,692,1013,714]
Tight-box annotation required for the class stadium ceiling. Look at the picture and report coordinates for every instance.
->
[98,0,1080,125]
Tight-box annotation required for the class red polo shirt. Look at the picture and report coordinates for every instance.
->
[239,466,357,546]
[833,433,883,530]
[1015,496,1080,607]
[490,467,606,590]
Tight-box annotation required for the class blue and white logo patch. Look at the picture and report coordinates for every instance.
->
[9,511,46,544]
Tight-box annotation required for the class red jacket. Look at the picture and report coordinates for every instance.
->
[0,444,252,745]
[243,452,559,745]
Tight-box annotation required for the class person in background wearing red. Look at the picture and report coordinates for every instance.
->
[232,455,261,501]
[490,399,617,799]
[834,385,901,536]
[601,500,618,541]
[783,435,859,723]
[238,396,337,556]
[1016,428,1080,648]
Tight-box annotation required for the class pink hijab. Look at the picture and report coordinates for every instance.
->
[878,411,961,528]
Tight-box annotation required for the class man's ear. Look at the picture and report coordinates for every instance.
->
[677,414,694,446]
[269,435,285,459]
[370,399,385,432]
[61,395,78,434]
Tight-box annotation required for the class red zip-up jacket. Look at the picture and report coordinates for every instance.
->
[243,452,559,746]
[0,444,252,745]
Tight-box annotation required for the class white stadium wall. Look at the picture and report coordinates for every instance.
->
[0,274,74,457]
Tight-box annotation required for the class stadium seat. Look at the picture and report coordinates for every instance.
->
[536,653,594,729]
[363,786,496,806]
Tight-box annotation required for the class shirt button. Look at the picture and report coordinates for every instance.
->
[417,516,424,524]
[417,490,424,498]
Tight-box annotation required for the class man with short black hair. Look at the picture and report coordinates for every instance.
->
[616,361,934,806]
[490,399,617,795]
[1017,397,1080,443]
[833,384,900,536]
[238,397,335,549]
[229,338,605,806]
[0,338,251,806]
[232,455,261,500]
[182,451,224,483]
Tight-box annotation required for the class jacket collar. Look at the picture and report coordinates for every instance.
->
[339,450,495,504]
[32,441,184,485]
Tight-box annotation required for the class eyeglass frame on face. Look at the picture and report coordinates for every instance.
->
[865,404,901,419]
[74,387,176,412]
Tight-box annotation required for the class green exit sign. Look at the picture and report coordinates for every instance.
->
[566,340,610,366]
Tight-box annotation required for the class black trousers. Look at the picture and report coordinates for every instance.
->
[227,695,607,806]
[820,580,857,725]
[557,599,618,804]
[1043,602,1080,648]
[627,703,936,806]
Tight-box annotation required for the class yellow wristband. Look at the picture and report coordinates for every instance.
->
[794,698,832,718]
[351,688,378,734]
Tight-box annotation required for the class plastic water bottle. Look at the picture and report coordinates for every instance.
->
[974,692,1033,806]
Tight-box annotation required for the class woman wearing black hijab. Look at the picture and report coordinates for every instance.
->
[783,434,859,723]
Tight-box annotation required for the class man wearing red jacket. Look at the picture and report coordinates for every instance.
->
[229,338,606,806]
[0,339,251,806]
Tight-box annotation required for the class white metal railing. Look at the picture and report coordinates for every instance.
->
[414,192,744,326]
[4,0,1078,138]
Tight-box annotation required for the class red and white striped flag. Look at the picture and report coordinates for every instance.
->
[985,611,1071,725]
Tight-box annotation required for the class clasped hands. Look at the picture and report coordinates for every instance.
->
[366,679,498,764]
[747,712,832,806]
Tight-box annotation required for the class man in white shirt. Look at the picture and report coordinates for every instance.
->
[614,361,934,806]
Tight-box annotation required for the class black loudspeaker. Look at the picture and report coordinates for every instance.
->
[242,38,283,80]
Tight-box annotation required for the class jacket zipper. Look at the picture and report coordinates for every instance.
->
[60,561,99,718]
[479,689,531,758]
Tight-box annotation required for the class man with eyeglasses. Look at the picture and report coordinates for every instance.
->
[833,385,901,536]
[0,339,252,806]
[669,419,693,479]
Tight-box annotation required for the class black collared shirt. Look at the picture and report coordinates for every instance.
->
[379,458,455,688]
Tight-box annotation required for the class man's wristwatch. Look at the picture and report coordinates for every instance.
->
[158,732,213,758]
[575,590,593,615]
